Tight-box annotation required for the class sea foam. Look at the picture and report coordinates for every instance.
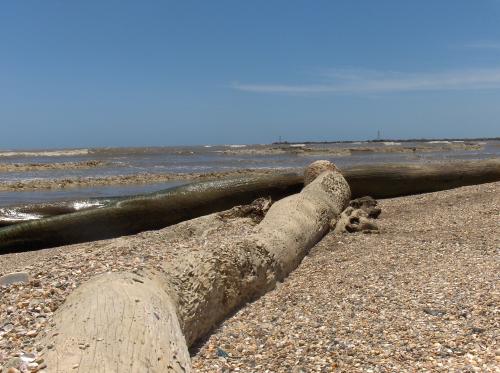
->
[0,149,89,157]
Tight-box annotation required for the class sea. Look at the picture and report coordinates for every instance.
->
[0,140,499,222]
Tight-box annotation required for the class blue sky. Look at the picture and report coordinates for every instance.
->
[1,1,499,148]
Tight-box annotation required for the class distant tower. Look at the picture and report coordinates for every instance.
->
[377,130,381,140]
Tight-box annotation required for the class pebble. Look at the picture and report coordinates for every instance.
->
[0,272,29,287]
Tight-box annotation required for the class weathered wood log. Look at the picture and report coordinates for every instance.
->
[342,159,500,199]
[0,198,119,227]
[0,174,302,253]
[1,159,498,252]
[36,272,192,372]
[37,163,351,372]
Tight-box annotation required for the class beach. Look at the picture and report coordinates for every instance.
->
[193,181,499,372]
[3,2,500,371]
[1,180,498,372]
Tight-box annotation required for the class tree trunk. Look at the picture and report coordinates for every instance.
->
[0,174,302,253]
[36,167,351,372]
[341,159,500,199]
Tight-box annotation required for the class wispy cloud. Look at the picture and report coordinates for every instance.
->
[232,67,500,95]
[463,41,500,50]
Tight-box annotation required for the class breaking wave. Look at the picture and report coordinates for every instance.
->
[0,149,89,157]
[0,208,42,222]
[72,201,106,210]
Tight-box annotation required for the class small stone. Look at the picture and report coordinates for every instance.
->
[423,308,446,317]
[471,327,485,334]
[7,368,20,373]
[3,358,21,369]
[72,364,79,369]
[0,272,30,286]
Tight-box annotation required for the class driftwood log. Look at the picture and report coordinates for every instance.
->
[0,174,302,253]
[342,159,500,198]
[0,159,499,252]
[36,162,351,372]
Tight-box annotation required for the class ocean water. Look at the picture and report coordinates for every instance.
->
[0,141,499,211]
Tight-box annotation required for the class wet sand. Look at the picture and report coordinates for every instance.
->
[0,160,106,173]
[220,142,483,155]
[0,168,297,192]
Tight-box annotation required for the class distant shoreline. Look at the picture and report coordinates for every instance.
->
[272,136,500,145]
[0,137,498,154]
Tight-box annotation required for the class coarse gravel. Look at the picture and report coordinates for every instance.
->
[192,182,499,372]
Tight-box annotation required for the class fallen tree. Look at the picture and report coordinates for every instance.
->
[0,159,498,252]
[36,161,351,372]
[341,159,500,198]
[0,174,302,253]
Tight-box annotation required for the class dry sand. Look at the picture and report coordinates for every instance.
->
[0,181,498,372]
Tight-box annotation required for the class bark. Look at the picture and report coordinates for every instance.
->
[37,167,351,372]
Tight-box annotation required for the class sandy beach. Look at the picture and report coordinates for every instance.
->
[0,180,498,372]
[3,1,500,371]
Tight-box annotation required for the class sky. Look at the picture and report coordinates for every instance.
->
[1,1,500,149]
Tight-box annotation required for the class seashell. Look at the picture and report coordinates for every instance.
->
[20,353,36,363]
[2,323,14,332]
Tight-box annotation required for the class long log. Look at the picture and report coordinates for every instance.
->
[341,159,500,199]
[0,159,498,252]
[36,162,351,372]
[0,174,302,253]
